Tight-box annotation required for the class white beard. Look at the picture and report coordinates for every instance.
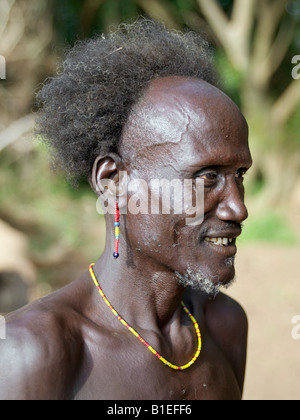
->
[175,259,235,297]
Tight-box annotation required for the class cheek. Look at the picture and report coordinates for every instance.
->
[125,213,198,269]
[202,189,220,216]
[125,214,171,254]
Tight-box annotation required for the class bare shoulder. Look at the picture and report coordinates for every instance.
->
[189,288,248,333]
[204,292,248,391]
[187,290,248,393]
[0,285,84,400]
[206,291,248,332]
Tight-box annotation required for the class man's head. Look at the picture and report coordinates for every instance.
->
[117,76,252,295]
[36,19,252,295]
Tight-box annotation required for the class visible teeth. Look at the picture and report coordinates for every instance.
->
[204,237,234,246]
[222,238,228,246]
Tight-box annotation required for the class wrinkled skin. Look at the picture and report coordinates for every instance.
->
[0,77,252,400]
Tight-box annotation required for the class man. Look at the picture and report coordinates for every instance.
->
[0,19,252,400]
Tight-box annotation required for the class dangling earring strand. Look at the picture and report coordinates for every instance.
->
[113,201,120,258]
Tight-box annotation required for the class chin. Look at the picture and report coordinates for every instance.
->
[220,257,236,281]
[175,257,236,297]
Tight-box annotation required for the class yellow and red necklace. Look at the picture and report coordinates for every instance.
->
[89,263,202,370]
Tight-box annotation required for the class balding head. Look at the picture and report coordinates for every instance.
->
[119,76,248,173]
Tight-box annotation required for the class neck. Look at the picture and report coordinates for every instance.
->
[91,225,186,331]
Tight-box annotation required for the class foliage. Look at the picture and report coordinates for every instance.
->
[239,211,299,245]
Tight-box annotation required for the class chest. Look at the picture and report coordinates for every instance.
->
[74,334,241,400]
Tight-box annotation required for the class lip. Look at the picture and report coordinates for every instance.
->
[203,229,242,239]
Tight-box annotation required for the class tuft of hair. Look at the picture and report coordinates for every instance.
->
[35,18,218,182]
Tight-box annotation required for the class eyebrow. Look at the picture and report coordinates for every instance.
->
[188,160,253,173]
[188,149,253,168]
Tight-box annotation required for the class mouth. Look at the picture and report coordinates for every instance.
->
[203,234,239,258]
[204,237,237,247]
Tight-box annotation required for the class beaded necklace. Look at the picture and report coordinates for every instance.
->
[89,263,202,370]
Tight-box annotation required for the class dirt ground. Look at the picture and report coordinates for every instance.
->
[226,244,300,400]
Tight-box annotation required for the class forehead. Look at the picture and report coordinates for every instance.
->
[122,77,250,171]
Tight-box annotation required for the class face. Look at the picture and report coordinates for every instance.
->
[119,77,252,294]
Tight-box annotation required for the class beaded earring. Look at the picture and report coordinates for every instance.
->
[113,201,120,258]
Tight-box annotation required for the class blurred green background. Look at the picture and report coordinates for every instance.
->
[0,0,300,401]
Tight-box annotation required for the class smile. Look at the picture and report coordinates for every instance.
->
[204,237,236,247]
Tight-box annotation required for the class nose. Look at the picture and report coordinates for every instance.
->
[216,179,248,224]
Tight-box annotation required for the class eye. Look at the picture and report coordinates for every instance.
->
[202,172,217,180]
[197,170,218,184]
[235,168,247,182]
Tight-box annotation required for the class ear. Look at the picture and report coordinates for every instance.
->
[90,153,127,210]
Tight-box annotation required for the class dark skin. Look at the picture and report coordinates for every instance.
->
[0,77,252,400]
